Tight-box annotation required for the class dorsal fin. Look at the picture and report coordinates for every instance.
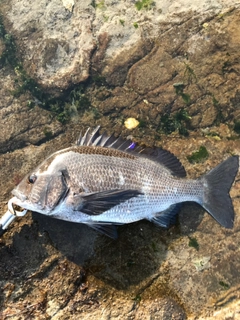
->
[76,126,137,151]
[138,147,186,178]
[76,127,186,177]
[76,126,101,146]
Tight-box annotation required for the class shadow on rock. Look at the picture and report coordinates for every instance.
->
[0,202,204,296]
[32,212,98,265]
[32,213,170,290]
[0,222,48,283]
[31,203,204,290]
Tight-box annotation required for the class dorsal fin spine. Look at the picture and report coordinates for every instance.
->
[76,127,186,177]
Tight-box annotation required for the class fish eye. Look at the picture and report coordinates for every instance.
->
[28,174,37,184]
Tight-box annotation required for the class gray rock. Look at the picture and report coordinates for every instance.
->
[5,0,95,90]
[0,1,240,319]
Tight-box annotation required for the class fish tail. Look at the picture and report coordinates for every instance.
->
[200,155,239,228]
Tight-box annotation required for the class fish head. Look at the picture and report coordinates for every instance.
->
[11,168,69,214]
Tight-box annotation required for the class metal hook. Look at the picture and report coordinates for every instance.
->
[0,197,27,236]
[8,197,27,217]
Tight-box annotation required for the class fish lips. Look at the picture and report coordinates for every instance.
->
[11,189,43,212]
[11,189,27,202]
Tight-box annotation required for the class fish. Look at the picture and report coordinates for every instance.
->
[9,126,239,239]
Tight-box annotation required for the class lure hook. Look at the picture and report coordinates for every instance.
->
[0,197,27,236]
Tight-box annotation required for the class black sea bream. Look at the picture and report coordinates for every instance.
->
[10,127,239,238]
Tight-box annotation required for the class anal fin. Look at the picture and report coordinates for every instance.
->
[88,223,119,239]
[151,204,182,228]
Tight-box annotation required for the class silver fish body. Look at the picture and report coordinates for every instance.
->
[11,127,239,238]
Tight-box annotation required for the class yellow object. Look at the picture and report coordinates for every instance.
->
[124,118,139,129]
[202,22,209,29]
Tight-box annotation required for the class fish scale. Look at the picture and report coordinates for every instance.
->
[1,126,238,239]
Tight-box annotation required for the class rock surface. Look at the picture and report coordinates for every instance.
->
[0,0,240,319]
[1,128,240,320]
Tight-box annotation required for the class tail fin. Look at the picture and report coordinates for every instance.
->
[201,156,239,228]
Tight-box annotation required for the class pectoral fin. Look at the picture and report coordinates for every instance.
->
[73,189,143,215]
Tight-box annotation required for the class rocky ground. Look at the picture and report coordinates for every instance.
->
[0,0,240,319]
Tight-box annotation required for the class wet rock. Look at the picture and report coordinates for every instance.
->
[97,87,138,115]
[0,1,240,319]
[0,1,240,129]
[2,0,95,91]
[0,69,63,153]
[95,38,154,87]
[127,47,178,95]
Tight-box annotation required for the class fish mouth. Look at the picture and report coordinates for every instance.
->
[11,189,27,202]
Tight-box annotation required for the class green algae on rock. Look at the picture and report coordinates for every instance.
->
[187,146,209,163]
